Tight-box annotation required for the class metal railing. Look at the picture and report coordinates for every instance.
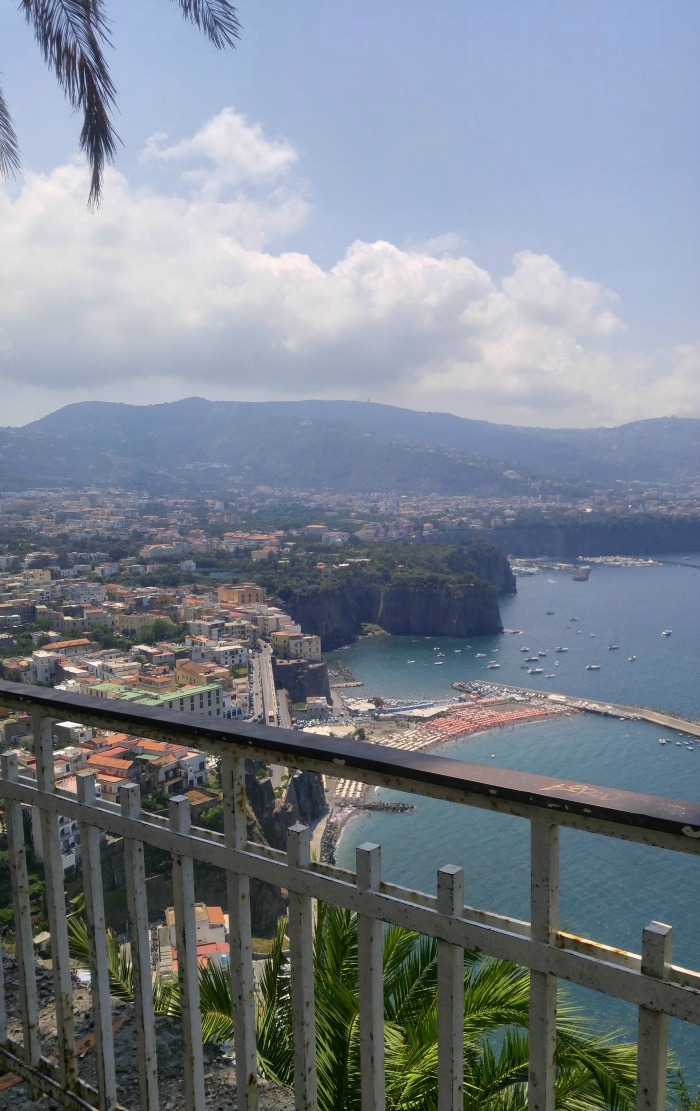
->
[1,679,700,1111]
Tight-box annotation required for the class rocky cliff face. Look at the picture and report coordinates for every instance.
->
[289,578,503,650]
[270,658,331,703]
[479,518,700,558]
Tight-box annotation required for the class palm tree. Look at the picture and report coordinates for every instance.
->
[68,906,640,1110]
[0,1,240,206]
[256,904,639,1111]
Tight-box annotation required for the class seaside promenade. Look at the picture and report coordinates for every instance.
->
[321,682,700,858]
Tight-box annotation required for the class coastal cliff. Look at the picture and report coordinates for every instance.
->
[289,578,503,650]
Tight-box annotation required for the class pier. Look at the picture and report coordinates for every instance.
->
[466,681,700,739]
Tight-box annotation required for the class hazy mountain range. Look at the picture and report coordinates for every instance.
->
[0,398,698,495]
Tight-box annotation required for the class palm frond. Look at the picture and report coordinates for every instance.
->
[67,912,135,1002]
[20,0,119,207]
[0,79,21,178]
[15,1,239,205]
[172,1,241,50]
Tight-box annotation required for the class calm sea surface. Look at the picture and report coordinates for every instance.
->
[330,555,700,1082]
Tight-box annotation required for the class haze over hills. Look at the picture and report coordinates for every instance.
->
[0,398,698,495]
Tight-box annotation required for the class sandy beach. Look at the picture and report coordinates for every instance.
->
[322,693,575,860]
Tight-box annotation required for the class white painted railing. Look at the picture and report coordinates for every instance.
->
[1,680,700,1111]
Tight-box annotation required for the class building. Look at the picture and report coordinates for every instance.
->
[216,582,265,606]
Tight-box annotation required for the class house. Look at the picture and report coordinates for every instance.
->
[31,772,103,873]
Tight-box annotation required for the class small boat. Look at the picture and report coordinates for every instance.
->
[676,741,683,746]
[406,659,416,664]
[570,617,578,622]
[434,661,444,666]
[520,647,530,653]
[545,674,556,678]
[454,649,462,653]
[528,667,543,674]
[608,645,619,650]
[586,664,601,670]
[555,646,568,653]
[486,662,501,669]
[590,633,597,638]
[627,655,636,661]
[661,630,672,637]
[476,653,486,658]
[659,738,668,744]
[538,651,548,657]
[546,610,555,615]
[525,657,539,662]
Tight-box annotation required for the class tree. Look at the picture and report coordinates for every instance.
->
[256,905,639,1111]
[1,1,241,207]
[67,904,642,1109]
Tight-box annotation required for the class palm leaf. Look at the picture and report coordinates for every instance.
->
[0,80,21,178]
[8,1,239,205]
[172,1,241,50]
[20,0,119,207]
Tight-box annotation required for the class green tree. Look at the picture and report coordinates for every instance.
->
[1,1,240,206]
[256,906,639,1111]
[67,905,642,1110]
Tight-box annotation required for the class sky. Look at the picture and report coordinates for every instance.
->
[1,0,699,430]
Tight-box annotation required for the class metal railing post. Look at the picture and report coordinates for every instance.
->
[32,710,78,1092]
[528,817,559,1111]
[287,822,318,1111]
[121,783,159,1111]
[437,864,465,1111]
[1,751,40,1071]
[76,771,117,1111]
[170,796,206,1111]
[357,842,385,1111]
[636,922,672,1111]
[221,752,258,1111]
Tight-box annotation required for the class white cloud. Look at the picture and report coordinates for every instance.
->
[1,108,698,429]
[141,106,299,196]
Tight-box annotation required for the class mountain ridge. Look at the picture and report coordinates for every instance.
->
[1,398,698,494]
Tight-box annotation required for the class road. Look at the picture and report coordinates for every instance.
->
[249,653,263,719]
[259,643,278,726]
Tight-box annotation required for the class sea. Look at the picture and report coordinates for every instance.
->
[329,554,700,1084]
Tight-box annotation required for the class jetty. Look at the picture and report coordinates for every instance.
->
[464,681,700,740]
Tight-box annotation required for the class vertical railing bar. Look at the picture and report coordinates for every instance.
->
[221,753,258,1111]
[287,823,318,1111]
[528,817,559,1111]
[32,710,78,1092]
[636,922,672,1111]
[356,842,385,1111]
[1,751,40,1067]
[76,771,117,1111]
[169,796,206,1111]
[121,784,159,1111]
[0,923,6,1047]
[437,864,464,1111]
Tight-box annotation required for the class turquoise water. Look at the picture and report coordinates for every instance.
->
[331,556,700,1082]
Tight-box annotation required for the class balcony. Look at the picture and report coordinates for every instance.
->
[1,677,700,1111]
